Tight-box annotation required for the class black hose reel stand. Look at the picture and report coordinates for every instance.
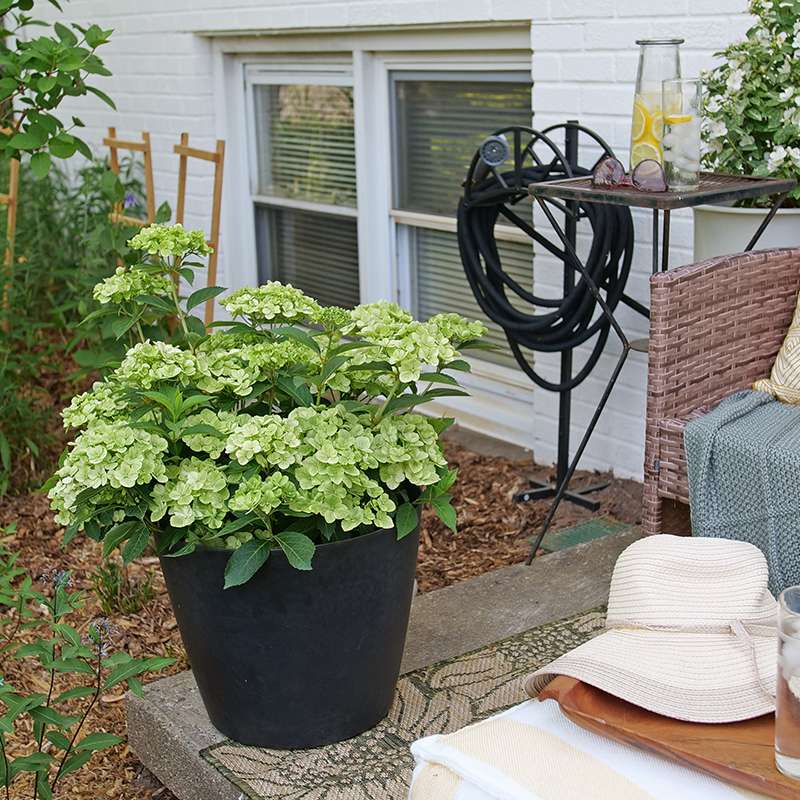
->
[457,122,645,559]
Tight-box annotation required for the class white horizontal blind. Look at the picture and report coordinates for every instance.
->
[256,206,360,309]
[253,84,356,207]
[250,78,359,308]
[393,74,533,368]
[394,78,532,216]
[413,227,533,368]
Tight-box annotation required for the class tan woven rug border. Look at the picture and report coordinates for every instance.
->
[202,607,606,800]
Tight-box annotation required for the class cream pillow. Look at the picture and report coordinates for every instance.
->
[754,291,800,403]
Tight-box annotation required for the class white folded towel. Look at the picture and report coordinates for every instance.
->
[409,699,764,799]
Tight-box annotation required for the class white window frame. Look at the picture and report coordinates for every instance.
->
[208,26,537,443]
[243,62,359,294]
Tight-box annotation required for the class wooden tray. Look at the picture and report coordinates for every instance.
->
[539,677,798,799]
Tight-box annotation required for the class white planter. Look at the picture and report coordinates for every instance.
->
[693,204,800,262]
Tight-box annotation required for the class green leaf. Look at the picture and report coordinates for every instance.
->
[36,773,53,800]
[30,705,79,729]
[111,315,137,339]
[45,730,72,750]
[134,294,174,314]
[102,520,142,558]
[274,531,315,571]
[104,656,174,689]
[276,376,312,407]
[218,513,260,537]
[432,496,457,533]
[10,751,53,775]
[121,524,150,564]
[155,201,171,224]
[56,749,92,778]
[54,686,95,704]
[180,423,223,438]
[436,468,458,493]
[273,325,321,354]
[48,133,78,159]
[223,539,270,589]
[87,84,116,109]
[186,285,224,312]
[395,502,418,540]
[30,150,51,178]
[74,732,124,752]
[418,371,459,385]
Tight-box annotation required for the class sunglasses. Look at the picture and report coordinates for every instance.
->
[592,156,667,193]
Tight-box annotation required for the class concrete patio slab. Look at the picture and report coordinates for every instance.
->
[127,528,641,800]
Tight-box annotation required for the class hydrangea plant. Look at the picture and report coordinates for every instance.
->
[47,224,488,588]
[702,0,800,206]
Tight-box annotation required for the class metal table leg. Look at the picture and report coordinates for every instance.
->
[745,192,788,251]
[526,196,631,563]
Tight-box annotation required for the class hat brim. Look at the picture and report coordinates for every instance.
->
[526,629,776,723]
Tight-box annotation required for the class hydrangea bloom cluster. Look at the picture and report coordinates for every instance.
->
[702,0,800,205]
[50,223,485,582]
[93,267,174,305]
[221,282,322,324]
[50,423,169,525]
[128,224,212,258]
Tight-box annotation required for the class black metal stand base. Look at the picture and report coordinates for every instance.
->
[514,479,608,512]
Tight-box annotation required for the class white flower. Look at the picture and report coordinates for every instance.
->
[767,145,788,173]
[707,119,728,140]
[726,67,745,93]
[706,96,722,114]
[777,32,787,46]
[788,147,800,167]
[780,87,794,102]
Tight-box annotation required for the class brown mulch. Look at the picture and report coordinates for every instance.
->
[0,441,641,799]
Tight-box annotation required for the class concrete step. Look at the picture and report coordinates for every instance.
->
[126,528,641,800]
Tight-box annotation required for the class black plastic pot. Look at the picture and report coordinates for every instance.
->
[159,525,420,749]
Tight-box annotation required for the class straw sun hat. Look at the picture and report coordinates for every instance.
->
[527,535,778,723]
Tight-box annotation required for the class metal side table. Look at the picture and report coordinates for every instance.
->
[522,172,796,559]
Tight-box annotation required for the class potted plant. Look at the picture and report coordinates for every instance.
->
[696,0,800,260]
[46,224,486,749]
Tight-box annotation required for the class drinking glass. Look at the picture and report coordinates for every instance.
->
[662,78,702,190]
[629,38,683,170]
[776,586,800,779]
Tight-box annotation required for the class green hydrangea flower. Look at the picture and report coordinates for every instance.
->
[115,341,197,389]
[220,282,322,325]
[428,312,487,345]
[49,422,169,525]
[61,381,129,429]
[93,267,174,305]
[149,457,229,529]
[128,223,212,259]
[229,473,296,515]
[181,409,239,459]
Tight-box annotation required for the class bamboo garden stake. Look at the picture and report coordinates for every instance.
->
[102,127,156,227]
[173,132,225,324]
[0,126,20,332]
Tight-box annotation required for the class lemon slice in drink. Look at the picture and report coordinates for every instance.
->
[631,100,648,140]
[665,113,693,125]
[651,111,664,140]
[631,141,662,166]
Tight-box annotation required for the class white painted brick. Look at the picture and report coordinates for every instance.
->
[549,0,616,19]
[615,0,690,16]
[561,52,615,82]
[532,52,561,81]
[580,84,632,115]
[585,20,653,51]
[492,0,551,20]
[531,21,584,51]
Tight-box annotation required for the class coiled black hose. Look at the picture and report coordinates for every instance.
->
[457,164,634,393]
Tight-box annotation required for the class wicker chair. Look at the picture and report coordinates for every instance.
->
[642,247,800,536]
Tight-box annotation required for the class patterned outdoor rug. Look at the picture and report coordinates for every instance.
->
[203,607,606,800]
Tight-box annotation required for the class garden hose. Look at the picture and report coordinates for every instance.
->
[457,126,635,393]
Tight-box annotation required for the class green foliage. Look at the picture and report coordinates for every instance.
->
[90,560,154,616]
[702,0,800,205]
[0,547,172,797]
[49,224,487,586]
[0,1,113,170]
[0,158,152,496]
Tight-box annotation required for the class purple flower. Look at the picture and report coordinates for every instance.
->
[124,192,137,209]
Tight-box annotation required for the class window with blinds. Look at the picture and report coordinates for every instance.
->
[392,74,533,368]
[250,79,359,308]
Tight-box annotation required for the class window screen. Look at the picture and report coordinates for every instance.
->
[256,206,359,309]
[251,79,359,307]
[394,78,532,216]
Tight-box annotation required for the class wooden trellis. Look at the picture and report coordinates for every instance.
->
[174,132,225,324]
[0,125,20,331]
[103,127,156,227]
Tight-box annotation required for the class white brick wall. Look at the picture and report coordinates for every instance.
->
[41,0,752,480]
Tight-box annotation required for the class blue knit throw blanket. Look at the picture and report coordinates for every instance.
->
[684,389,800,595]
